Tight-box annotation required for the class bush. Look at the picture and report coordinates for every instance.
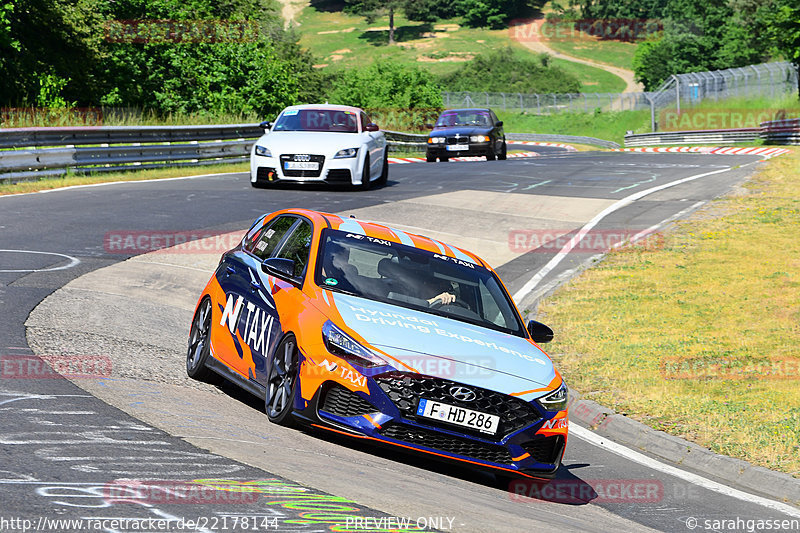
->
[441,47,582,94]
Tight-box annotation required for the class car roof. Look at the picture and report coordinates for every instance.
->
[440,108,493,113]
[280,104,363,115]
[281,208,488,268]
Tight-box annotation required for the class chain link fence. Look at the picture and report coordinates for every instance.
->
[442,61,798,131]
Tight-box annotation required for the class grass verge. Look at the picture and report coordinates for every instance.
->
[537,147,800,476]
[0,163,249,196]
[498,109,651,145]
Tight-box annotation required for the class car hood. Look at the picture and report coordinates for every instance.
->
[329,292,556,396]
[257,131,366,155]
[429,126,493,137]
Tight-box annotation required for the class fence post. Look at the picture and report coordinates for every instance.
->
[673,75,680,115]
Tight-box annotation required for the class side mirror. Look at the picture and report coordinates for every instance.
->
[365,123,380,132]
[495,121,504,127]
[262,257,296,281]
[259,121,272,130]
[527,320,554,343]
[424,123,434,129]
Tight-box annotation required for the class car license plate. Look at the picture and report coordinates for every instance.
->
[284,161,319,170]
[446,144,469,151]
[416,398,499,435]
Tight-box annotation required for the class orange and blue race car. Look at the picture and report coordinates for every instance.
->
[187,208,568,479]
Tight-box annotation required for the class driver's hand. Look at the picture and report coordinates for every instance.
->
[429,292,455,305]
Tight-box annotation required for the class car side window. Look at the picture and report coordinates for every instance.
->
[251,216,296,260]
[275,220,313,278]
[360,112,371,131]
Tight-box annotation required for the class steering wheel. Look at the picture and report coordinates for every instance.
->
[430,298,470,310]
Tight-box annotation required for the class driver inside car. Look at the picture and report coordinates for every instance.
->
[425,278,457,307]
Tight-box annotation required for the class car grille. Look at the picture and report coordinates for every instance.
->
[279,154,325,177]
[325,169,352,183]
[381,423,513,464]
[446,136,469,145]
[373,372,541,438]
[320,383,377,417]
[521,435,564,465]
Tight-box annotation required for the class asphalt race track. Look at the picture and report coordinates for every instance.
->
[2,147,798,532]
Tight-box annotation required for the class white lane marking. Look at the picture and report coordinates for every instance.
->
[131,260,213,273]
[0,249,81,273]
[512,166,734,301]
[0,172,244,199]
[570,424,800,517]
[609,201,705,251]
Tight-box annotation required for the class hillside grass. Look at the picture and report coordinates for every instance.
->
[295,3,629,93]
[537,147,800,477]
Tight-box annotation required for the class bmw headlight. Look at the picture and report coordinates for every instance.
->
[469,135,490,143]
[334,148,358,159]
[254,145,272,157]
[537,382,568,412]
[427,137,445,144]
[322,321,387,368]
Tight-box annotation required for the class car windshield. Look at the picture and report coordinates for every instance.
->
[435,110,492,128]
[272,109,359,133]
[315,229,526,337]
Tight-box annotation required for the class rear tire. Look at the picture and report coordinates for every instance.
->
[265,335,299,427]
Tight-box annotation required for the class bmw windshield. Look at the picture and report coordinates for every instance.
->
[315,229,526,337]
[272,109,359,133]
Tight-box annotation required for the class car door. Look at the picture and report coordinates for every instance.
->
[490,109,505,153]
[215,215,296,381]
[252,217,314,387]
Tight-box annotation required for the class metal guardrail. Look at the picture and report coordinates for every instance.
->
[625,118,800,147]
[761,118,800,145]
[507,133,619,149]
[624,128,761,147]
[0,125,621,182]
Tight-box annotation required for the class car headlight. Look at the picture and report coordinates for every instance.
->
[469,135,490,143]
[537,382,568,412]
[254,145,272,157]
[322,321,387,368]
[334,148,358,159]
[427,137,445,144]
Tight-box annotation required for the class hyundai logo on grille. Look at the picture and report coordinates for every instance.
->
[449,386,476,402]
[293,154,311,162]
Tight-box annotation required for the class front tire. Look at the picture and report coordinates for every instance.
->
[186,297,218,383]
[358,155,371,190]
[375,151,389,186]
[498,140,507,160]
[439,156,449,162]
[265,335,299,426]
[426,152,436,163]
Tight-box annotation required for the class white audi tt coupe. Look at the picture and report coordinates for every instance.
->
[250,104,389,190]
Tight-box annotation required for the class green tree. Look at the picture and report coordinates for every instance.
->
[344,0,404,44]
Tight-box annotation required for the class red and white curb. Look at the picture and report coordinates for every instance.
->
[509,140,578,151]
[614,146,790,159]
[389,151,541,164]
